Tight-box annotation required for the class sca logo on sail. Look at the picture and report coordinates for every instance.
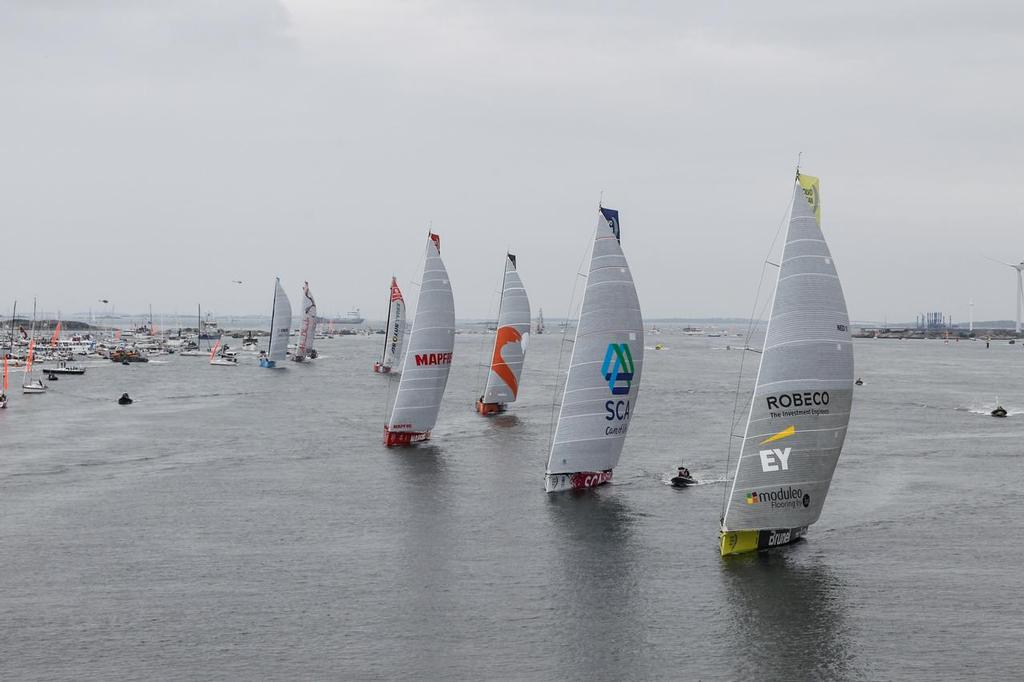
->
[602,343,634,434]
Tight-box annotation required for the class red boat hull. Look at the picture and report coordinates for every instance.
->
[373,362,392,374]
[384,426,431,447]
[475,399,505,415]
[544,469,613,493]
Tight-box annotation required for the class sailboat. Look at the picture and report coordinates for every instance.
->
[292,281,318,362]
[209,339,237,366]
[536,308,545,335]
[22,339,46,393]
[476,253,531,415]
[22,301,46,394]
[373,277,405,374]
[1,357,9,407]
[719,173,853,556]
[544,207,643,492]
[259,277,292,368]
[383,233,455,446]
[180,305,206,356]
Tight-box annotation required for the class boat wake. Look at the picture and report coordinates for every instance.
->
[961,403,1024,417]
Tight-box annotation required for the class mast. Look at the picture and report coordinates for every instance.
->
[8,301,16,358]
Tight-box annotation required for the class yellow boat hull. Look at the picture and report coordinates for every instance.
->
[719,526,807,556]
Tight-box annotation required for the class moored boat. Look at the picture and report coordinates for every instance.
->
[719,172,854,556]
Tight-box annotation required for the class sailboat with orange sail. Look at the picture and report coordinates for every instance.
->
[476,253,531,415]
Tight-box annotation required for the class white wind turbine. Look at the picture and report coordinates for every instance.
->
[986,256,1024,335]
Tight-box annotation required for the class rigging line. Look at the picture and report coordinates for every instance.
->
[547,228,595,456]
[474,256,505,397]
[720,193,793,517]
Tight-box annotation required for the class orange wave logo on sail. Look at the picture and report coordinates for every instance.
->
[491,326,522,397]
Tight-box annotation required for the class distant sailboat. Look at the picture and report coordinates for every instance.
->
[292,281,318,362]
[536,308,545,335]
[384,233,455,446]
[209,339,237,366]
[545,207,643,492]
[1,356,9,407]
[374,277,405,374]
[477,253,531,415]
[22,300,46,394]
[719,173,854,556]
[259,278,292,368]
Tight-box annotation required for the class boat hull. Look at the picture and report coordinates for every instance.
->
[475,399,505,415]
[719,526,807,556]
[22,386,46,394]
[373,362,392,374]
[544,469,613,493]
[383,427,431,447]
[258,358,276,368]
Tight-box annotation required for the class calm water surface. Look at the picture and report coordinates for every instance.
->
[2,332,1022,680]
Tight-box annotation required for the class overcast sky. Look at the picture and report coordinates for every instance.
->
[2,1,1021,323]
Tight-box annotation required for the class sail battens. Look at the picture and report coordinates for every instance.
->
[545,207,643,489]
[386,234,455,438]
[266,278,293,364]
[722,176,853,548]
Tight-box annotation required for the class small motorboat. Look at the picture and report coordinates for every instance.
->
[670,468,697,487]
[47,361,86,375]
[46,373,58,381]
[992,406,1008,418]
[118,392,133,405]
[855,378,864,386]
[0,393,7,409]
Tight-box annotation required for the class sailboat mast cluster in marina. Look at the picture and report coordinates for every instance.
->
[476,253,531,415]
[720,173,854,556]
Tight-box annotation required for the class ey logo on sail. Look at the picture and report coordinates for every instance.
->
[758,426,795,472]
[601,343,634,395]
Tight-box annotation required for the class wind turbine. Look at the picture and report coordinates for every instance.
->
[985,256,1024,335]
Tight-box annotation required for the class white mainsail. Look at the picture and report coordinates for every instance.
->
[266,278,293,365]
[377,277,405,372]
[720,174,853,555]
[294,281,317,362]
[480,254,531,407]
[545,207,644,492]
[384,233,455,445]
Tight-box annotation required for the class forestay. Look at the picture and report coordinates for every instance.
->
[546,208,644,488]
[722,175,854,534]
[482,254,531,404]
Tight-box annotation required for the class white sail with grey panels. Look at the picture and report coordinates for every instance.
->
[545,207,644,492]
[294,282,317,361]
[720,175,853,555]
[267,278,293,364]
[381,278,405,371]
[384,233,455,445]
[481,254,531,405]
